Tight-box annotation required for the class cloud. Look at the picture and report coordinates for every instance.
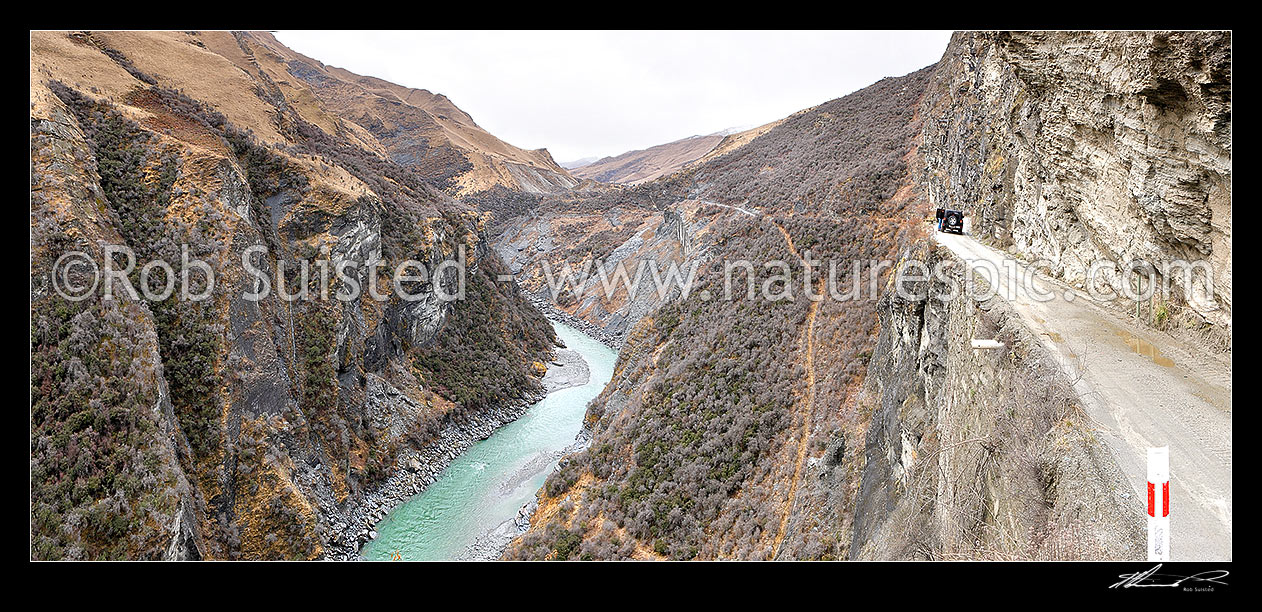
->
[274,30,953,163]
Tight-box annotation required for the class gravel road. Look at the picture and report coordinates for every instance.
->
[934,231,1232,560]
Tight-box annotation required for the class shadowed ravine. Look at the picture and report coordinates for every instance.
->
[360,321,616,560]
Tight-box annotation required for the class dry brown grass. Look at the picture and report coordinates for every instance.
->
[94,31,288,144]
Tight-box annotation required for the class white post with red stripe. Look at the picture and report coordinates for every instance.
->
[1147,446,1170,561]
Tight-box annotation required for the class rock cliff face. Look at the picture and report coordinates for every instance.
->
[920,31,1231,333]
[850,245,1143,559]
[494,199,734,348]
[30,31,556,560]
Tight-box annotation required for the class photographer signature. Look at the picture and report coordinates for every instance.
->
[1110,564,1229,589]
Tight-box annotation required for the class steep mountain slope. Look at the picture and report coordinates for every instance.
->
[246,32,579,196]
[31,30,558,560]
[570,133,725,185]
[489,121,792,345]
[504,68,935,559]
[31,30,1229,563]
[494,196,732,347]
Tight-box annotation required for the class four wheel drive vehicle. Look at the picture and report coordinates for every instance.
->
[940,209,965,234]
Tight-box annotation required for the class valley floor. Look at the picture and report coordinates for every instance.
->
[933,232,1232,560]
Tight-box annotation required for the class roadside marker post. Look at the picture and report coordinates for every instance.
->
[1147,446,1170,561]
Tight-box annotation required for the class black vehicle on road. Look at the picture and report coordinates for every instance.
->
[939,208,965,234]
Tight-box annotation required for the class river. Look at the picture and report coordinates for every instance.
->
[359,321,616,560]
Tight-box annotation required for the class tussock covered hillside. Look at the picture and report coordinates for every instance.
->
[569,133,725,185]
[32,31,577,197]
[30,30,557,559]
[252,32,579,196]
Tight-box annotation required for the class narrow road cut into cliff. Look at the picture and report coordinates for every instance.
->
[933,232,1232,560]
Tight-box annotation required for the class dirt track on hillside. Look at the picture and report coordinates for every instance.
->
[770,221,820,559]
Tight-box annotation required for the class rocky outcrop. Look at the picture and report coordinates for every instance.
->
[920,31,1231,332]
[495,199,743,348]
[851,244,1144,559]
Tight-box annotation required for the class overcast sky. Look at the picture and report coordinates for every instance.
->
[274,30,953,163]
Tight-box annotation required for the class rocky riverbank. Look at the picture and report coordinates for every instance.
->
[455,345,601,560]
[322,323,596,561]
[526,293,622,350]
[320,389,545,560]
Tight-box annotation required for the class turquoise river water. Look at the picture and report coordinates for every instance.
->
[360,321,616,560]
